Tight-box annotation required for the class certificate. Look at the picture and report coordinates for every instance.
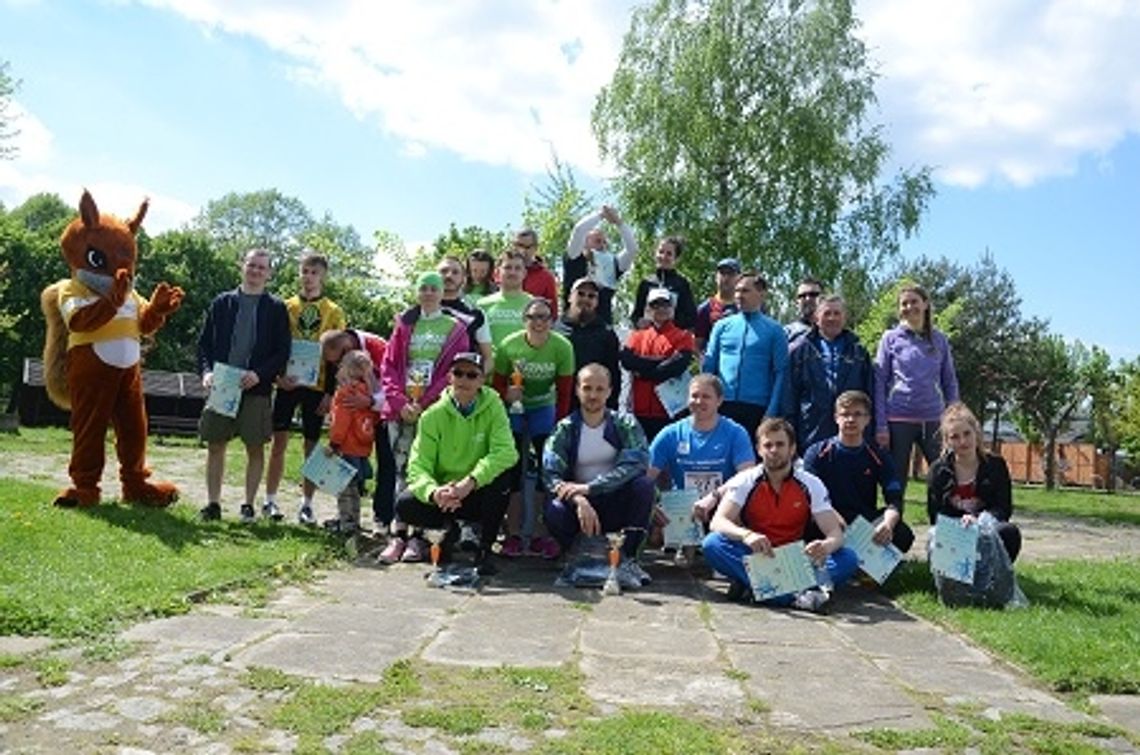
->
[658,489,703,548]
[301,446,358,496]
[745,541,818,601]
[845,516,903,584]
[654,371,692,418]
[205,362,244,418]
[286,339,321,387]
[931,514,979,584]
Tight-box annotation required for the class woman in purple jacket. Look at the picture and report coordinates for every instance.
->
[873,284,959,493]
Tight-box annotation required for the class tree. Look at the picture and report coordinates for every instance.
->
[522,153,594,278]
[1116,360,1140,462]
[858,254,1045,437]
[1010,335,1094,490]
[191,189,316,270]
[430,223,512,260]
[1,60,19,160]
[0,202,67,396]
[593,0,933,305]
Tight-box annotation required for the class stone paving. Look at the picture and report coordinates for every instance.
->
[3,442,1139,752]
[3,546,1139,753]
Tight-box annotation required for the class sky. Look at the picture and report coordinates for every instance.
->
[1,0,1137,361]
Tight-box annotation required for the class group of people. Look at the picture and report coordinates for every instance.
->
[192,207,1021,607]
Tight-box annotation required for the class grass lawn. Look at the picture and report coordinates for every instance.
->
[886,557,1140,695]
[904,479,1140,527]
[0,477,342,638]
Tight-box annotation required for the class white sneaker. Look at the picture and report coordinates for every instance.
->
[792,588,831,614]
[297,504,316,526]
[262,501,284,521]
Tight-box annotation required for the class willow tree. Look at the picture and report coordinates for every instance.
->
[593,0,933,302]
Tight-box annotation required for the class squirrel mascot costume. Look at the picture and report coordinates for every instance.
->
[40,190,185,508]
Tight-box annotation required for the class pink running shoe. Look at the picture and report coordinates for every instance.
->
[377,538,406,565]
[401,536,428,562]
[500,535,525,558]
[529,536,561,560]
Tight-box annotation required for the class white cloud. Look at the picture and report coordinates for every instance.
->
[125,1,1140,190]
[140,0,634,176]
[858,0,1140,187]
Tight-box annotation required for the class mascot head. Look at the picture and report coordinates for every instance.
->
[59,190,147,297]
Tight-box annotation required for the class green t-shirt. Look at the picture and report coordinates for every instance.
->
[407,311,458,390]
[478,290,532,352]
[494,330,576,409]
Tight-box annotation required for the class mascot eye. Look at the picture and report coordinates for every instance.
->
[85,246,107,269]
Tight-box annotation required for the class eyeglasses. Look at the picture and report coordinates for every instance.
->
[525,313,551,321]
[796,291,822,300]
[451,369,481,379]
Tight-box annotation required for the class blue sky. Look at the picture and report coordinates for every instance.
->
[2,0,1137,361]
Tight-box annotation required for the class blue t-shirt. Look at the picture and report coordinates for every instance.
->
[649,416,755,493]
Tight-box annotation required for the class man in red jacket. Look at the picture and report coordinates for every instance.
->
[514,228,559,318]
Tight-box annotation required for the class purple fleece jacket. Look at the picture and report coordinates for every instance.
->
[873,324,959,431]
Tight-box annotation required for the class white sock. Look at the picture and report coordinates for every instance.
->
[265,493,277,505]
[302,496,313,508]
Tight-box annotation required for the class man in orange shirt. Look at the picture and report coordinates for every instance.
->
[703,418,857,612]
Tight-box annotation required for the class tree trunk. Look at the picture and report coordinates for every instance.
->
[1043,433,1057,491]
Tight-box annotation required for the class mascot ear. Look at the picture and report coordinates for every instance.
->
[79,190,99,228]
[127,197,149,236]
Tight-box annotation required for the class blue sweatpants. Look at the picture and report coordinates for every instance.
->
[702,532,859,606]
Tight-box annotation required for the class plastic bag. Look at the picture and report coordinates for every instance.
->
[554,535,652,589]
[928,512,1028,609]
[425,563,481,590]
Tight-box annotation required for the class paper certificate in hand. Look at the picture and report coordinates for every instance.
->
[659,489,702,548]
[745,541,818,601]
[654,371,692,418]
[205,362,244,418]
[931,514,979,584]
[845,516,903,584]
[286,339,322,387]
[301,446,359,496]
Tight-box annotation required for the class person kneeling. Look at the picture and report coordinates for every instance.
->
[702,418,858,613]
[394,352,518,576]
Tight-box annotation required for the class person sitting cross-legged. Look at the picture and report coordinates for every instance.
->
[702,418,858,612]
[802,390,914,557]
[541,363,655,561]
[395,352,518,576]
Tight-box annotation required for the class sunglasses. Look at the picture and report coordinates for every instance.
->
[796,291,822,300]
[648,300,673,308]
[525,313,551,321]
[451,369,481,379]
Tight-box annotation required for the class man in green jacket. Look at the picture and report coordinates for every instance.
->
[396,351,518,574]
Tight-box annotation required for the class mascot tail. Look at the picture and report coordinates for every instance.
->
[41,282,71,411]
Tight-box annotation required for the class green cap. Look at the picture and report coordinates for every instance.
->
[416,271,444,290]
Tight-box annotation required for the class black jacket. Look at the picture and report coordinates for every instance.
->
[554,313,621,410]
[197,288,291,396]
[927,452,1013,525]
[630,269,697,330]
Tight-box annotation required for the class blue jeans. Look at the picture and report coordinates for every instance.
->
[702,532,859,605]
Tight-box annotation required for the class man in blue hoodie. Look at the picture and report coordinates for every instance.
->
[702,272,788,439]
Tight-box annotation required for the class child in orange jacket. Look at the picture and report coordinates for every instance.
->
[326,349,382,534]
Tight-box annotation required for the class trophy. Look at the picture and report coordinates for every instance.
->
[407,366,426,405]
[425,527,449,571]
[602,531,627,596]
[509,360,526,415]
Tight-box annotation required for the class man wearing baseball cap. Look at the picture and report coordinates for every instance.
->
[694,258,742,352]
[555,278,621,410]
[397,351,518,575]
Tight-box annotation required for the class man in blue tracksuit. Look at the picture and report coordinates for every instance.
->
[702,272,788,439]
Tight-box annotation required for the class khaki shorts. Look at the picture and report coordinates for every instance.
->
[199,393,273,446]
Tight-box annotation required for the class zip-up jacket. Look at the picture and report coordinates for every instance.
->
[542,409,648,496]
[873,324,959,432]
[702,310,788,416]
